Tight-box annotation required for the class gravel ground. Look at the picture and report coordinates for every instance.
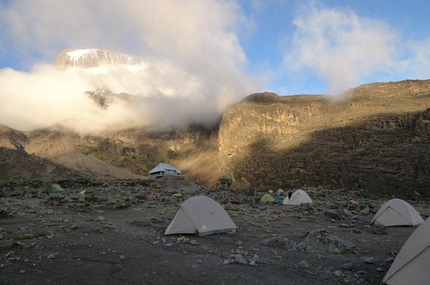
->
[0,179,428,285]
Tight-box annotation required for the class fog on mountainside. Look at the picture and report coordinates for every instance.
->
[0,0,263,134]
[0,49,258,134]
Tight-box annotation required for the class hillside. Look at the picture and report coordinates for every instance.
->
[218,80,430,196]
[1,79,430,197]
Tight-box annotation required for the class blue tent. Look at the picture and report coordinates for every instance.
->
[149,163,182,177]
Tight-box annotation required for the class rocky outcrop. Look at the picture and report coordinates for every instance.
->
[2,78,430,197]
[218,80,430,196]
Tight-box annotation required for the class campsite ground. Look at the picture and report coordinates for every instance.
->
[0,177,428,285]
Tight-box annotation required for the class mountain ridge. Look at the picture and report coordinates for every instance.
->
[3,48,430,197]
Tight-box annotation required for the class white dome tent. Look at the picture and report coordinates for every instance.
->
[283,189,312,205]
[371,199,424,227]
[164,196,238,236]
[382,217,430,284]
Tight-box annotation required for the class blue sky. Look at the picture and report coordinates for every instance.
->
[1,0,430,95]
[236,0,430,94]
[0,0,430,131]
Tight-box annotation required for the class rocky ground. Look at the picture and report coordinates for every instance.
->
[0,177,428,285]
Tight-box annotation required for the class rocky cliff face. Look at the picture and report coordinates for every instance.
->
[217,80,430,197]
[2,78,430,198]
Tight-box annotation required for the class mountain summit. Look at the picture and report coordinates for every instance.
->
[54,49,141,69]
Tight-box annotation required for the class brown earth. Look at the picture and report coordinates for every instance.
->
[1,177,428,285]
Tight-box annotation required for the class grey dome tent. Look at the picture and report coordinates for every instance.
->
[164,196,238,236]
[283,189,312,205]
[383,217,430,284]
[371,199,424,227]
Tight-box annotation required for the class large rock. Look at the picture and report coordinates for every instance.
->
[297,229,357,255]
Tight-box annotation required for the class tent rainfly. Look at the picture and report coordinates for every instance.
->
[164,196,238,236]
[382,217,430,285]
[260,194,275,203]
[148,163,182,178]
[47,184,64,193]
[283,189,312,205]
[371,199,424,227]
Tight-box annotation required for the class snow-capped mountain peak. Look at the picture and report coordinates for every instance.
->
[55,49,141,68]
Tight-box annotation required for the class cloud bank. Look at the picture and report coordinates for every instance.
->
[283,4,399,94]
[0,0,258,133]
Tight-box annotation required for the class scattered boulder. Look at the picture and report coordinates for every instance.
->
[298,229,357,255]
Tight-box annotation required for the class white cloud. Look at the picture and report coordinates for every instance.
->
[406,37,430,79]
[0,0,259,133]
[283,4,399,94]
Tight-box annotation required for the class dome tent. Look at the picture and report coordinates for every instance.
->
[383,217,430,284]
[164,196,238,236]
[260,193,275,203]
[371,199,424,227]
[283,189,312,205]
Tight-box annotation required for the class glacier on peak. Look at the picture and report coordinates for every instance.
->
[66,49,99,61]
[55,49,141,69]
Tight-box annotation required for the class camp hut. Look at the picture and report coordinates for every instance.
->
[371,199,424,227]
[164,196,238,236]
[148,163,182,178]
[283,189,312,205]
[47,184,64,193]
[260,193,275,203]
[382,217,430,285]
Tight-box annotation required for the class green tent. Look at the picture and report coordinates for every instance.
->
[260,194,275,203]
[47,184,64,193]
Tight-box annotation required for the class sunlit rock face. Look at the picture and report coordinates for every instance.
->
[217,81,430,195]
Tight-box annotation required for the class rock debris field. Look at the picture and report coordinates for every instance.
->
[0,177,428,285]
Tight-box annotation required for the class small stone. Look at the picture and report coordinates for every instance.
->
[197,259,202,264]
[164,243,173,247]
[298,260,309,268]
[120,255,126,260]
[249,260,256,266]
[236,240,243,246]
[377,267,384,272]
[47,253,55,259]
[189,240,198,245]
[234,255,247,265]
[365,257,374,264]
[334,270,342,277]
[342,262,354,271]
[177,237,185,243]
[20,270,26,274]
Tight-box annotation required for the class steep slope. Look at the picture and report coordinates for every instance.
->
[218,80,430,196]
[2,78,430,198]
[0,125,82,180]
[23,127,145,180]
